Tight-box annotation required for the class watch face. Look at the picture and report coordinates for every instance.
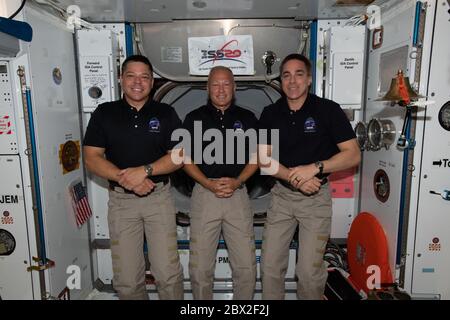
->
[144,164,153,176]
[316,161,323,173]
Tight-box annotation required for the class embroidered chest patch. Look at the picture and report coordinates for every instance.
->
[148,117,161,133]
[304,117,317,133]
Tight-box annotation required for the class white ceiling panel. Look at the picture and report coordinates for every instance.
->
[32,0,404,22]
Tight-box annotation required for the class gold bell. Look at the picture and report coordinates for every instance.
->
[376,70,424,104]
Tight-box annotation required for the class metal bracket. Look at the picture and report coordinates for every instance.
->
[430,190,450,201]
[407,138,416,149]
[397,136,416,150]
[27,256,55,272]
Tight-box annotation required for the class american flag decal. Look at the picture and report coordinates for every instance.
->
[70,181,92,227]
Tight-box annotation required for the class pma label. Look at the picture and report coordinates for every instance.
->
[217,256,229,263]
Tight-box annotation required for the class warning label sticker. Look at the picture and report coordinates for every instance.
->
[0,115,12,135]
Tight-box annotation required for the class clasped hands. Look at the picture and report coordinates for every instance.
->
[205,177,241,198]
[287,163,322,195]
[115,165,321,197]
[117,166,155,196]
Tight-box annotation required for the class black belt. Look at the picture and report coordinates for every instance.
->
[109,179,169,194]
[279,176,328,192]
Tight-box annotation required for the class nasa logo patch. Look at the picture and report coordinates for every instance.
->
[233,120,244,131]
[304,117,317,133]
[148,117,160,133]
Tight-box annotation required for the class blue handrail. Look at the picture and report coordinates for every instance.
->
[309,20,318,94]
[25,88,47,264]
[413,2,422,47]
[125,22,134,57]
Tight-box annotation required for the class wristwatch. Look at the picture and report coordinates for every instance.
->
[237,178,245,189]
[314,161,324,176]
[144,163,153,177]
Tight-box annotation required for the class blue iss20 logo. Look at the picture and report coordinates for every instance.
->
[199,39,245,66]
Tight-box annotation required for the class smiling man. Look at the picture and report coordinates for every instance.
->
[83,55,184,300]
[258,53,361,300]
[182,66,258,300]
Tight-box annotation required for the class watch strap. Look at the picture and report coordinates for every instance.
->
[144,164,153,177]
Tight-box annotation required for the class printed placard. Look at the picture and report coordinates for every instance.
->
[188,35,254,75]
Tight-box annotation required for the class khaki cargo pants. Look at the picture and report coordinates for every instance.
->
[189,184,256,300]
[107,183,184,300]
[261,182,332,300]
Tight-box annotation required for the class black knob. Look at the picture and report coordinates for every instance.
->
[88,86,102,99]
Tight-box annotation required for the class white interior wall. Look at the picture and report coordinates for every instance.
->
[0,0,21,17]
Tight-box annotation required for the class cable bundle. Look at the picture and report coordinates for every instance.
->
[324,240,348,271]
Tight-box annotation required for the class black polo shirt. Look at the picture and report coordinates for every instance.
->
[83,98,181,183]
[258,93,355,168]
[182,103,258,178]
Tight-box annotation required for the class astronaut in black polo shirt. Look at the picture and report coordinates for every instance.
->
[258,53,361,299]
[182,66,258,300]
[83,55,184,300]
